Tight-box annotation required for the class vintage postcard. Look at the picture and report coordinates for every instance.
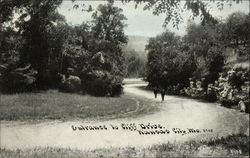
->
[0,0,249,157]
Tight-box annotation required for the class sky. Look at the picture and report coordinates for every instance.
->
[58,0,249,37]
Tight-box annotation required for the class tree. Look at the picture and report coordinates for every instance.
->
[183,22,225,85]
[90,2,127,77]
[18,0,65,89]
[92,3,127,46]
[1,0,246,95]
[146,31,190,89]
[145,21,230,93]
[61,23,92,76]
[80,2,128,96]
[219,12,250,56]
[0,27,22,65]
[121,0,243,28]
[1,0,243,30]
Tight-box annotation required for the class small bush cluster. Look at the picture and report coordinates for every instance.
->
[81,70,123,97]
[57,51,123,97]
[0,63,37,93]
[180,67,249,112]
[181,79,206,99]
[59,76,81,93]
[216,67,249,107]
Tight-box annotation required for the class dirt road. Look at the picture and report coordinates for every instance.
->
[0,79,249,150]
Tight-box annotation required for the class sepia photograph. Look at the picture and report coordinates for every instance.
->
[0,0,249,157]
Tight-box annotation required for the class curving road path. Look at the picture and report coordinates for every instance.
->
[0,79,249,150]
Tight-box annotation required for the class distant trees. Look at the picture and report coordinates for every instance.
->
[124,50,146,78]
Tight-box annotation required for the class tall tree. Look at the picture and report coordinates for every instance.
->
[90,2,128,77]
[183,22,225,86]
[146,31,188,89]
[62,23,92,75]
[79,2,128,96]
[18,0,64,89]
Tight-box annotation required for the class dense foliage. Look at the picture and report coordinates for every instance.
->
[0,1,127,96]
[0,0,247,96]
[122,0,243,28]
[146,12,249,111]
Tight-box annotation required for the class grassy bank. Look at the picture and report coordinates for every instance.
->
[0,90,158,121]
[1,134,248,158]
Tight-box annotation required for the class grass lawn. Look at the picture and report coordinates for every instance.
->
[0,134,248,158]
[0,90,158,121]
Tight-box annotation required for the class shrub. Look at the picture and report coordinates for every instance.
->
[81,70,123,97]
[0,63,37,93]
[58,73,82,93]
[228,66,249,90]
[181,80,206,99]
